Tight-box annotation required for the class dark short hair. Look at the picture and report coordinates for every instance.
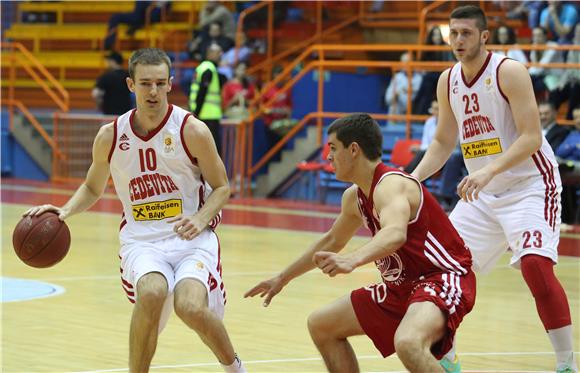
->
[327,113,383,161]
[539,101,556,111]
[105,51,123,65]
[450,5,488,31]
[128,48,171,80]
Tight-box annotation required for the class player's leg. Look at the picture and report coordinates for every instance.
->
[307,294,365,372]
[130,272,169,373]
[173,278,240,368]
[120,243,174,373]
[172,232,244,372]
[499,176,578,372]
[445,196,507,368]
[394,302,446,372]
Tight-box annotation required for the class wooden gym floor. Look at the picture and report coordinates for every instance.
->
[1,179,579,372]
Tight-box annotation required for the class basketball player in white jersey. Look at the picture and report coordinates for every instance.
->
[411,6,577,373]
[24,48,245,373]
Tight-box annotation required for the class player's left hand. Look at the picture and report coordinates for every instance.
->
[457,167,494,202]
[167,214,206,240]
[313,251,356,277]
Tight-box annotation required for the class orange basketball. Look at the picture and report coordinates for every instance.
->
[12,212,71,268]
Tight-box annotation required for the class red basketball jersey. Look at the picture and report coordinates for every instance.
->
[356,164,472,293]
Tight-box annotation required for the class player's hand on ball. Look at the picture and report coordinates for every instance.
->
[23,204,68,221]
[244,276,285,307]
[313,251,355,277]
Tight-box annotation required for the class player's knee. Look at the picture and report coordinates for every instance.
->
[136,274,168,308]
[307,310,331,342]
[521,254,554,299]
[174,298,207,326]
[394,333,420,361]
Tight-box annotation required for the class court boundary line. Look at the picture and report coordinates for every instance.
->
[70,351,579,373]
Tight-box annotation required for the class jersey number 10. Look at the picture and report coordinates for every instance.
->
[139,148,157,172]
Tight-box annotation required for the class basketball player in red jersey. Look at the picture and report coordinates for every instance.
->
[24,48,245,373]
[246,113,476,372]
[411,6,577,372]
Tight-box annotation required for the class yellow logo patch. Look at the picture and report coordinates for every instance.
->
[132,199,182,221]
[461,138,502,159]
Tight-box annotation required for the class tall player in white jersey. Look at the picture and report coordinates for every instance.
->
[24,48,246,373]
[412,6,577,373]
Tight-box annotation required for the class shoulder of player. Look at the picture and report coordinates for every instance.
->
[92,122,115,157]
[497,58,527,79]
[497,59,529,92]
[182,116,214,152]
[373,173,414,204]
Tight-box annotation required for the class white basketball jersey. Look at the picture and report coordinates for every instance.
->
[448,52,558,194]
[109,105,221,244]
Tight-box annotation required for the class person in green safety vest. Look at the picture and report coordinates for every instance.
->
[190,43,224,155]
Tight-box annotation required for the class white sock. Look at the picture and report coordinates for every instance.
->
[442,339,457,362]
[221,353,246,373]
[548,325,578,371]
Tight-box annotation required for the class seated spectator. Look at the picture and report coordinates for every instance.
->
[539,101,570,150]
[262,65,294,149]
[219,32,253,80]
[529,26,563,98]
[413,26,454,115]
[556,106,580,224]
[189,22,234,61]
[504,1,546,29]
[539,1,578,43]
[92,51,132,115]
[549,23,580,120]
[404,99,465,210]
[492,24,528,63]
[385,52,422,125]
[198,0,236,40]
[405,100,438,173]
[103,1,171,51]
[222,62,255,121]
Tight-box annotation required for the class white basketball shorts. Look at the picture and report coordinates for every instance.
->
[119,229,226,331]
[450,173,561,274]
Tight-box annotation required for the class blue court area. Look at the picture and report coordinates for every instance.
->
[1,277,65,302]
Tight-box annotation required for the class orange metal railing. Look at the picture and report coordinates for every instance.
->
[234,43,580,196]
[1,41,70,113]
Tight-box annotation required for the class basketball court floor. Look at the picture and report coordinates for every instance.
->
[2,179,579,372]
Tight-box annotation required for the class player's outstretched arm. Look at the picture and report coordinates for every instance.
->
[244,186,363,306]
[457,59,543,202]
[168,116,230,240]
[411,69,459,181]
[24,123,114,220]
[315,175,412,277]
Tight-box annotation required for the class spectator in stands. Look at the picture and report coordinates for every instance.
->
[219,32,253,80]
[262,65,294,150]
[189,44,225,156]
[539,101,570,151]
[556,106,580,225]
[405,100,438,173]
[504,1,546,29]
[556,106,580,162]
[385,53,422,125]
[92,51,132,115]
[103,1,171,51]
[529,26,563,98]
[550,23,580,120]
[222,62,255,122]
[413,26,453,115]
[198,0,236,40]
[189,22,234,61]
[405,100,465,210]
[539,1,578,43]
[492,24,528,63]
